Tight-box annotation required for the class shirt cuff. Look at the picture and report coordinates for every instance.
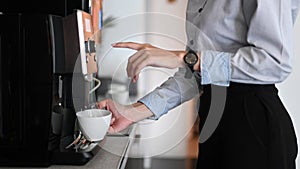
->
[138,94,167,120]
[201,50,231,86]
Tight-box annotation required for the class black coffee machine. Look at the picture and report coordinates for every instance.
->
[0,0,101,167]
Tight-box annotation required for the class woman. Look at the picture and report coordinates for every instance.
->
[97,0,299,168]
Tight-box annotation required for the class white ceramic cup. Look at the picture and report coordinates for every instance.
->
[76,109,112,142]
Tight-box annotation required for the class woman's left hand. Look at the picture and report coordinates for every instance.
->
[112,42,185,83]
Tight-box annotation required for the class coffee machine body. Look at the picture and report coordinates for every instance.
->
[0,10,97,167]
[0,13,54,166]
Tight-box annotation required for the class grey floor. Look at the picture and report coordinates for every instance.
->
[125,158,197,169]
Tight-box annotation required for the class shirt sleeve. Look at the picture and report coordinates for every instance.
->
[233,0,294,84]
[201,0,296,85]
[200,50,231,86]
[292,0,300,22]
[138,67,201,120]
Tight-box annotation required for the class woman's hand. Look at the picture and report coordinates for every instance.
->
[97,99,154,133]
[97,99,133,133]
[112,42,186,83]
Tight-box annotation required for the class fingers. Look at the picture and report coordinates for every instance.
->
[112,42,156,51]
[108,126,116,134]
[108,124,122,134]
[96,100,107,109]
[112,42,144,50]
[110,117,116,125]
[112,42,157,83]
[132,75,139,83]
[127,54,144,81]
[131,56,149,80]
[127,50,152,82]
[126,50,144,78]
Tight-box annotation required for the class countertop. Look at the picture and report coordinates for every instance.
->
[0,125,136,169]
[52,125,136,169]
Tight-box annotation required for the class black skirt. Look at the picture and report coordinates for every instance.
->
[197,82,298,169]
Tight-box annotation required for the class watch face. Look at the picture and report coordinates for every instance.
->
[185,53,198,65]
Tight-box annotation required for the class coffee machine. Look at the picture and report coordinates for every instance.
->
[0,0,102,167]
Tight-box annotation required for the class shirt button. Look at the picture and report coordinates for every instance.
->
[190,40,194,45]
[198,8,203,13]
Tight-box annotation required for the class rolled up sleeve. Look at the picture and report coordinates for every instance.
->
[139,67,200,120]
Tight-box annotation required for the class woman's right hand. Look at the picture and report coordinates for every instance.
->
[97,99,133,133]
[96,99,154,133]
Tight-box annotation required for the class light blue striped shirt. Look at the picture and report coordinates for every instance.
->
[140,0,300,119]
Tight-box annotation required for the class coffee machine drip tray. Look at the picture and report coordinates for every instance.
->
[50,147,100,165]
[64,131,100,152]
[49,130,101,165]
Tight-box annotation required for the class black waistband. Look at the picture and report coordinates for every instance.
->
[203,82,278,95]
[227,82,278,93]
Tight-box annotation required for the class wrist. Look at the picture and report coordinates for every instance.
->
[174,51,187,60]
[172,50,201,71]
[194,52,201,72]
[124,102,154,122]
[183,50,201,72]
[173,51,187,67]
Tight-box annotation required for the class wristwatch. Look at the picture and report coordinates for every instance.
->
[183,50,203,94]
[183,50,198,72]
